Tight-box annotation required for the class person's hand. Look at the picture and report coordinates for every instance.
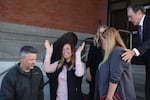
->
[44,40,53,55]
[121,49,135,63]
[76,42,85,53]
[86,67,92,82]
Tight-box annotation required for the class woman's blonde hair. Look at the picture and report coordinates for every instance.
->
[93,25,108,47]
[101,27,126,63]
[57,43,75,70]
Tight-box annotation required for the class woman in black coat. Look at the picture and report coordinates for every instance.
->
[86,25,108,100]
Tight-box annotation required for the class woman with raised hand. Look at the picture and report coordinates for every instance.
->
[43,40,85,100]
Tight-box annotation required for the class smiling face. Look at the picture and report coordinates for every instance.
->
[62,44,72,62]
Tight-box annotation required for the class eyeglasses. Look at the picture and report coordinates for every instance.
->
[99,34,105,41]
[99,31,103,34]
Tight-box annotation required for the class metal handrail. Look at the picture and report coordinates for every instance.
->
[0,67,13,76]
[81,53,88,59]
[118,29,133,49]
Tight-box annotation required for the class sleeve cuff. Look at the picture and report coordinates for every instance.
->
[133,48,140,56]
[110,79,119,84]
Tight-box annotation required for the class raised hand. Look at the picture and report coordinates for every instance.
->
[44,40,53,55]
[76,42,85,53]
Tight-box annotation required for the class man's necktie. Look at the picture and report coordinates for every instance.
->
[138,25,143,42]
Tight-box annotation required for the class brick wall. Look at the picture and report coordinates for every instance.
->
[0,0,107,34]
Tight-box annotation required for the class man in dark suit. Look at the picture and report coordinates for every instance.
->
[122,5,150,100]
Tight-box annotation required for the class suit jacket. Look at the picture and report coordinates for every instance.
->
[137,15,150,55]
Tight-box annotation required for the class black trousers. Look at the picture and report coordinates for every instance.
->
[88,81,95,100]
[145,51,150,100]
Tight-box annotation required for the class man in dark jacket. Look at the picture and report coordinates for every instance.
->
[0,46,44,100]
[122,5,150,100]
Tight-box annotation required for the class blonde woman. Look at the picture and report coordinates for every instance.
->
[43,40,85,100]
[86,25,108,100]
[94,27,136,100]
